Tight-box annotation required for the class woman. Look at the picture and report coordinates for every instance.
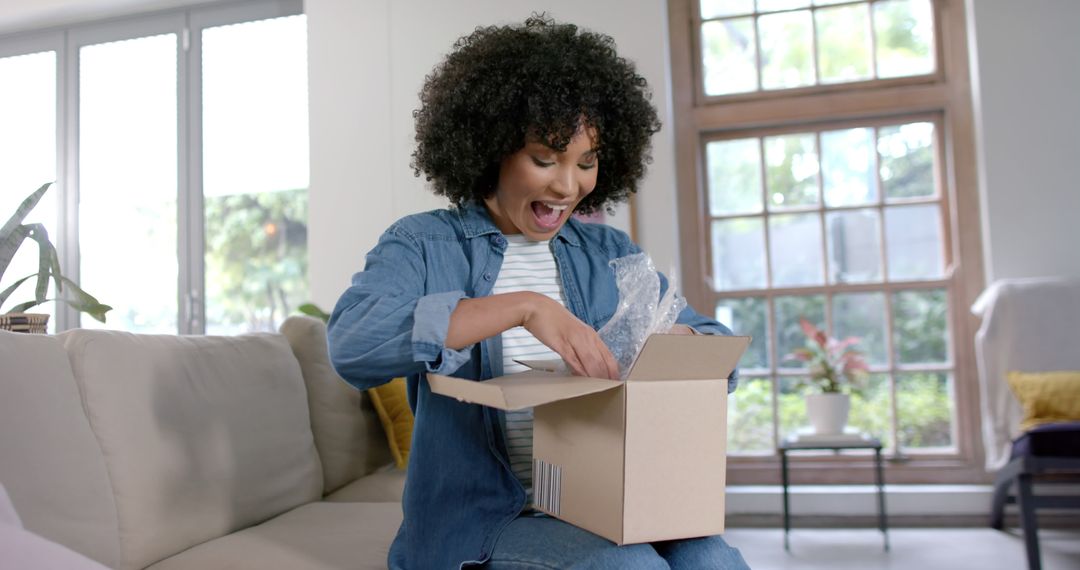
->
[328,15,749,569]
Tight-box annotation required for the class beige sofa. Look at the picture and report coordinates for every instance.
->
[0,316,405,569]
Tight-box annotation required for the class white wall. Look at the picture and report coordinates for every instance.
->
[306,0,680,309]
[967,0,1080,282]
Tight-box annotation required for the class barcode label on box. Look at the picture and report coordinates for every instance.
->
[533,458,562,516]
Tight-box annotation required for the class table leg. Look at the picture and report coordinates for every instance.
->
[781,449,791,551]
[875,447,889,552]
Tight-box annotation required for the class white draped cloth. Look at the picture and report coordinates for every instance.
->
[971,277,1080,471]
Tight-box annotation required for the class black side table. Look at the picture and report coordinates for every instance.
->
[778,436,889,552]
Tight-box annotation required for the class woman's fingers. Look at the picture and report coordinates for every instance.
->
[520,295,620,380]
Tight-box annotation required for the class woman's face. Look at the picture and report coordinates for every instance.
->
[484,127,599,240]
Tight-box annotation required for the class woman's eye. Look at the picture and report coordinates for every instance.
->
[578,162,597,171]
[530,156,555,167]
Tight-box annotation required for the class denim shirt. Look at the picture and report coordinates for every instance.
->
[327,203,735,569]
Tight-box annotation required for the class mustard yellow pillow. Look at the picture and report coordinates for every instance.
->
[1007,371,1080,431]
[367,378,415,469]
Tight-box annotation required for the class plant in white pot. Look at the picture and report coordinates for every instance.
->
[785,317,869,435]
[1,182,111,332]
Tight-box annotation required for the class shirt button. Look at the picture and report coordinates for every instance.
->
[483,272,493,281]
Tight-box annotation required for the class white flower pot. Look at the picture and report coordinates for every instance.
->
[806,393,850,435]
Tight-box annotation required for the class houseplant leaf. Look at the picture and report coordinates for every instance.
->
[0,273,35,309]
[24,223,63,303]
[0,182,52,278]
[57,276,112,323]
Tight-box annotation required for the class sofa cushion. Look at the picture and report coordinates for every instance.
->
[368,378,414,469]
[59,329,323,570]
[0,330,121,567]
[280,316,393,493]
[323,467,406,503]
[1011,422,1080,458]
[1007,370,1080,431]
[145,501,402,570]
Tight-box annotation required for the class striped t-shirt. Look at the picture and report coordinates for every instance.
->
[492,233,566,504]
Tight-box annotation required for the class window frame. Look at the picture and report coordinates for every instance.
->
[0,0,304,334]
[669,0,987,484]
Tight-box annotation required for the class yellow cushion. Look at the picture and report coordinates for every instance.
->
[1007,370,1080,431]
[367,378,414,469]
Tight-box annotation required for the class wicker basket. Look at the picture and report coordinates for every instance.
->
[0,313,49,334]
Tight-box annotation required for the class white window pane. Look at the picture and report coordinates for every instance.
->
[757,0,810,12]
[702,19,758,96]
[79,34,178,332]
[816,3,873,83]
[822,127,877,207]
[701,0,754,19]
[832,291,887,365]
[769,212,824,287]
[716,297,769,369]
[826,208,882,284]
[203,15,309,334]
[764,132,818,209]
[707,138,763,215]
[884,203,943,281]
[0,51,57,331]
[712,217,767,291]
[873,0,935,78]
[879,121,936,200]
[759,10,815,90]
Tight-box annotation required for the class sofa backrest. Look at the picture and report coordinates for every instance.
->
[279,316,393,493]
[58,329,323,570]
[0,330,122,568]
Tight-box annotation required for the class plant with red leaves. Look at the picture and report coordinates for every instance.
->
[784,317,869,394]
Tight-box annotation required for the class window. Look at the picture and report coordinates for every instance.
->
[0,0,307,335]
[669,0,984,483]
[0,48,57,332]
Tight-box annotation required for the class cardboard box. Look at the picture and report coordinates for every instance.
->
[428,333,750,544]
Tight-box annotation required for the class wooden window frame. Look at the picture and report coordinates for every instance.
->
[669,0,987,484]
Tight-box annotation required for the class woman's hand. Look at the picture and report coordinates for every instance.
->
[445,292,619,380]
[668,324,697,335]
[521,293,620,380]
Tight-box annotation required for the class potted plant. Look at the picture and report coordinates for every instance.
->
[785,317,869,435]
[1,182,111,333]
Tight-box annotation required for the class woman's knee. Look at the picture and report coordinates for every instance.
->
[652,535,750,570]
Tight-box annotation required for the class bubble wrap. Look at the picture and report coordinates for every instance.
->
[598,253,686,379]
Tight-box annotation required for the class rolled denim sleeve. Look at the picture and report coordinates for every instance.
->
[412,290,473,374]
[328,223,474,389]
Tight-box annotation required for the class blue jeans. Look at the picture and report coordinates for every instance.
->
[481,514,751,569]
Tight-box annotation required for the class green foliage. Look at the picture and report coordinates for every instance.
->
[0,183,111,321]
[729,372,951,454]
[203,189,307,332]
[298,302,330,323]
[893,289,948,364]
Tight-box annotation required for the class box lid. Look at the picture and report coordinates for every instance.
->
[624,334,750,381]
[427,369,621,410]
[427,334,750,410]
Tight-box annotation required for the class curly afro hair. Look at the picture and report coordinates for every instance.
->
[411,15,662,215]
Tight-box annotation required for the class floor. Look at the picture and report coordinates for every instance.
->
[724,527,1080,569]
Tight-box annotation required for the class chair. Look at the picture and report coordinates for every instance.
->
[989,423,1080,570]
[973,278,1080,570]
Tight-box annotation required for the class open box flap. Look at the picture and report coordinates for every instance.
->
[427,370,622,411]
[625,334,751,381]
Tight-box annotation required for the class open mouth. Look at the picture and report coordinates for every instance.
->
[530,201,569,231]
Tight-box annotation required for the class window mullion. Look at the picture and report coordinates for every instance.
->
[58,30,80,332]
[178,13,204,335]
